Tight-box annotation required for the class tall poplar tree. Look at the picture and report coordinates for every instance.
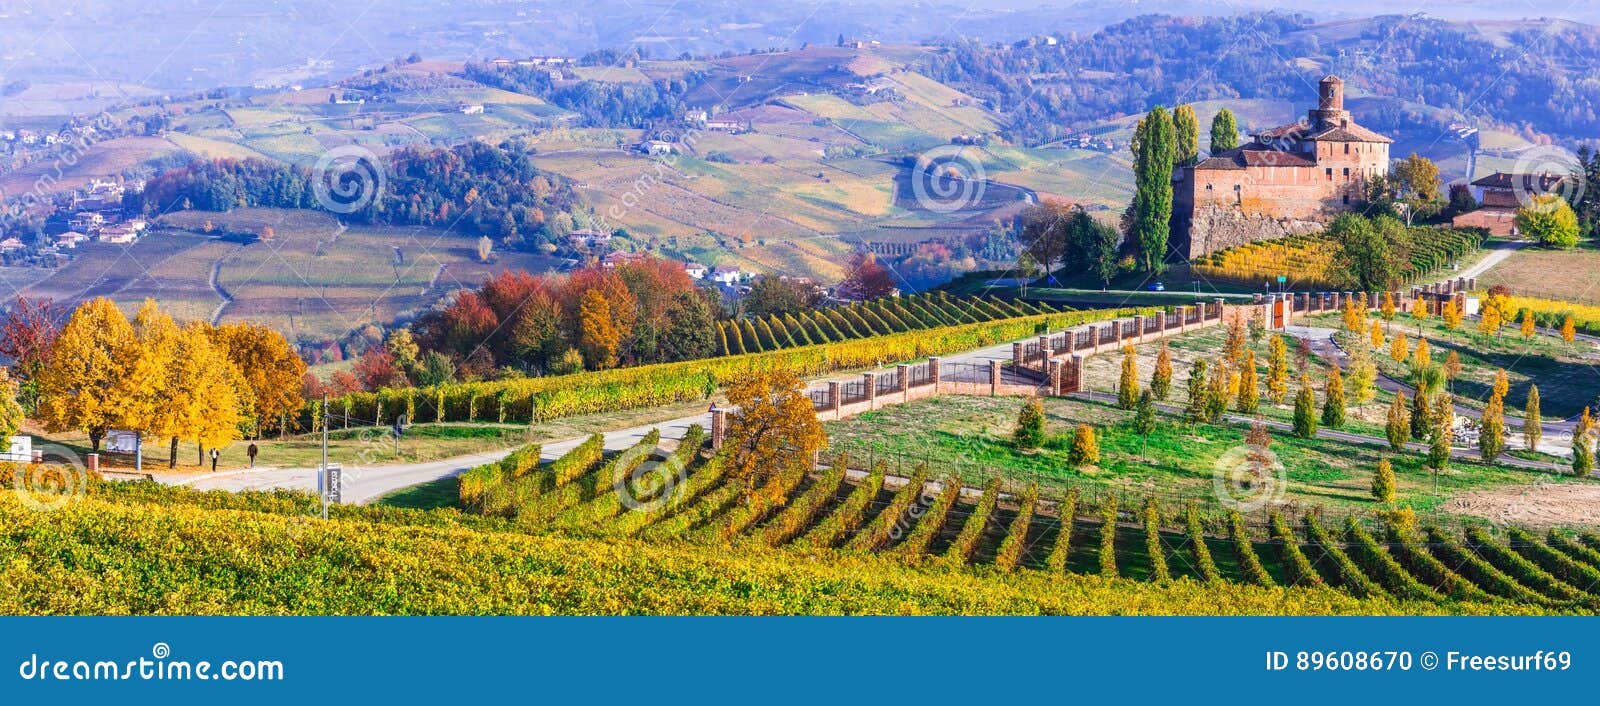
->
[1173,105,1199,167]
[1131,106,1175,273]
[1209,108,1239,154]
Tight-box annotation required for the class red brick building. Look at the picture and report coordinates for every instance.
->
[1174,76,1392,259]
[1450,172,1575,236]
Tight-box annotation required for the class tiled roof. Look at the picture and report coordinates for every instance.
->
[1471,172,1572,190]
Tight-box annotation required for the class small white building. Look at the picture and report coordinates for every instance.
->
[684,262,708,279]
[711,265,745,285]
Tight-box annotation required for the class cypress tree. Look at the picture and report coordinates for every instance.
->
[1185,358,1209,421]
[1321,364,1346,429]
[1386,391,1410,452]
[1427,394,1454,471]
[1266,334,1289,403]
[1117,345,1140,409]
[1209,108,1239,154]
[1574,430,1594,477]
[1070,424,1100,466]
[1237,349,1259,414]
[1479,393,1506,461]
[1410,391,1430,439]
[1151,342,1173,400]
[1134,389,1157,435]
[1293,378,1317,439]
[1371,459,1396,504]
[1524,384,1542,451]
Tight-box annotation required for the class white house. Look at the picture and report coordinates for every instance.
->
[711,265,745,285]
[684,262,708,279]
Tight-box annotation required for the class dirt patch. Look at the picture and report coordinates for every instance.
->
[1440,482,1600,528]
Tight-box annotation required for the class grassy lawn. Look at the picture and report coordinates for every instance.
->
[1479,242,1600,307]
[1077,323,1397,439]
[822,394,1580,522]
[1308,312,1600,420]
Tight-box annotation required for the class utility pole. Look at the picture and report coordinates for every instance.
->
[320,393,329,520]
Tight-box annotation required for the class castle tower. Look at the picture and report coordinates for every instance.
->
[1309,75,1351,129]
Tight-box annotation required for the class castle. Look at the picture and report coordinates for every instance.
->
[1174,76,1391,259]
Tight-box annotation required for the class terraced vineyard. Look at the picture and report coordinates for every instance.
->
[1192,228,1485,290]
[715,292,1061,355]
[468,432,1600,612]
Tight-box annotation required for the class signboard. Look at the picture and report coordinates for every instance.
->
[322,464,343,504]
[1276,275,1287,284]
[105,429,141,455]
[1,435,30,462]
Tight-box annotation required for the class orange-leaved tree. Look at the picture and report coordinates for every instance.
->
[724,369,826,508]
[35,298,134,451]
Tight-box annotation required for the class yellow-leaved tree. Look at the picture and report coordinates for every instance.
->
[35,298,134,450]
[152,322,249,467]
[724,369,827,508]
[212,322,307,436]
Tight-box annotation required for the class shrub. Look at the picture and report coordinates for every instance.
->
[1014,398,1045,450]
[1293,380,1317,438]
[1068,425,1099,466]
[1371,459,1396,504]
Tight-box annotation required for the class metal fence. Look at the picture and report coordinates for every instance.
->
[939,361,990,384]
[806,387,832,409]
[840,379,870,405]
[874,370,901,396]
[908,364,932,388]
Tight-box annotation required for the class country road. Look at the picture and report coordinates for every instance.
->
[173,332,1035,503]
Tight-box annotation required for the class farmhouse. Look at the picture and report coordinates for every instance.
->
[1451,172,1575,236]
[1174,75,1392,259]
[683,262,708,279]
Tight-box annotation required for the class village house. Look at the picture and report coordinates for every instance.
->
[635,140,674,156]
[711,265,746,285]
[683,262,708,280]
[69,211,105,232]
[0,238,26,253]
[98,225,140,244]
[703,119,744,133]
[1450,171,1575,236]
[457,104,485,115]
[55,231,88,249]
[1174,75,1392,259]
[567,228,612,249]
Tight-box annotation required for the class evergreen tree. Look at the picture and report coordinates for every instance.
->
[1185,358,1209,421]
[1117,345,1139,409]
[1014,397,1045,450]
[1266,334,1289,404]
[1427,394,1453,471]
[1236,349,1259,414]
[1574,429,1594,477]
[1205,362,1229,422]
[1151,342,1173,400]
[1524,384,1542,451]
[1371,459,1396,504]
[1134,389,1157,435]
[1209,108,1239,154]
[1321,363,1346,429]
[1479,393,1506,461]
[1069,424,1099,466]
[1410,390,1431,440]
[1173,105,1199,167]
[1386,391,1410,451]
[1293,379,1317,439]
[1131,106,1175,273]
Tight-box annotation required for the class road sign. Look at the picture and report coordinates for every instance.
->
[322,464,343,505]
[1276,275,1287,284]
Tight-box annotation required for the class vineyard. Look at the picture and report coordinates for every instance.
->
[302,301,1153,430]
[714,293,1058,356]
[1191,227,1485,290]
[1,457,1575,615]
[453,433,1599,614]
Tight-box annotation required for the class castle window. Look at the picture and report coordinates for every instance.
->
[1343,167,1350,178]
[1325,168,1333,181]
[1343,195,1350,205]
[1205,184,1213,191]
[1344,144,1350,155]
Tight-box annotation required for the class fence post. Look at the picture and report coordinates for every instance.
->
[1048,359,1063,396]
[1063,355,1083,394]
[710,406,728,450]
[1012,341,1024,369]
[827,381,842,419]
[928,357,941,393]
[863,372,877,410]
[896,363,910,401]
[989,360,1002,396]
